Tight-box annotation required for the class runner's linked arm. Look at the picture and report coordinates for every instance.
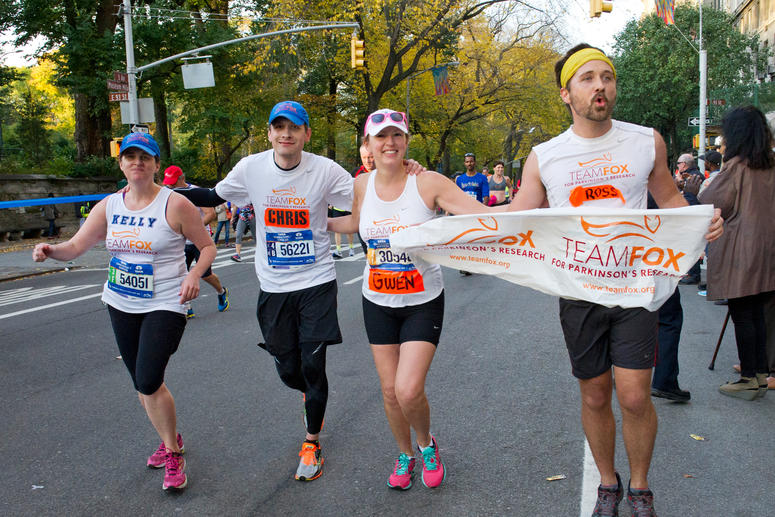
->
[174,186,225,208]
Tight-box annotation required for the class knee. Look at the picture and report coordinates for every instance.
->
[618,389,653,416]
[394,381,425,408]
[581,389,611,413]
[380,384,400,408]
[136,377,163,396]
[275,358,304,390]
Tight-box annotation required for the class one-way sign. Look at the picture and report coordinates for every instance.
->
[688,117,713,126]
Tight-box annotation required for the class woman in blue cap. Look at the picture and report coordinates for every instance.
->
[32,133,216,491]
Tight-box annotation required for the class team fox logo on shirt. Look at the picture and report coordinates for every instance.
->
[567,153,633,185]
[106,228,153,252]
[266,186,307,207]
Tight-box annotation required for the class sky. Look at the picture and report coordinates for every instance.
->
[562,0,645,53]
[0,1,645,68]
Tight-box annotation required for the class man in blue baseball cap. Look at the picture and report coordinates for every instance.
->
[165,99,351,483]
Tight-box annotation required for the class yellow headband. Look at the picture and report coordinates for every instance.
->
[560,48,616,89]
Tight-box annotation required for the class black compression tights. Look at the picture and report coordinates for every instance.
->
[274,342,328,435]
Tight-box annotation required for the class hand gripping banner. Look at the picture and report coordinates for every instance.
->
[390,206,713,311]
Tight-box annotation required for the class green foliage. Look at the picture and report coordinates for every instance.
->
[16,88,52,165]
[71,156,121,178]
[612,5,765,159]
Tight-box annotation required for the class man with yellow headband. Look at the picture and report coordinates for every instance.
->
[508,44,724,517]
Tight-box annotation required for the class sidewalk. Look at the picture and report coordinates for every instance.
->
[0,232,110,282]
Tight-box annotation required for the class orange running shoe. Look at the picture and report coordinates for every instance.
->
[295,441,323,481]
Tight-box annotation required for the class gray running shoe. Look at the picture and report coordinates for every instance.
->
[295,441,323,481]
[627,483,657,516]
[592,472,623,516]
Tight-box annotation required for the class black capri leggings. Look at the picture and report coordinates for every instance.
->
[107,306,187,395]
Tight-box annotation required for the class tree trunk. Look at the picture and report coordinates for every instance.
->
[74,92,111,161]
[151,84,170,160]
[326,80,337,160]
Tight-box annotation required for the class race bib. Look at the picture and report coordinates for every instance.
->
[466,190,478,198]
[266,230,315,268]
[107,257,154,298]
[367,238,424,294]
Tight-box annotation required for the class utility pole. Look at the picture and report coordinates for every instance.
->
[698,1,707,172]
[123,0,140,126]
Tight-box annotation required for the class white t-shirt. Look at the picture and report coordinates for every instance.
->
[359,172,442,307]
[534,120,655,209]
[215,150,353,293]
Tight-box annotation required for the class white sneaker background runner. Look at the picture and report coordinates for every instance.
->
[390,206,713,311]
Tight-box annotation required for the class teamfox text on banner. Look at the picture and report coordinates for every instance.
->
[390,206,713,311]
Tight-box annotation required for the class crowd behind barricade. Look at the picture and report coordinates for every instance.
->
[27,42,775,517]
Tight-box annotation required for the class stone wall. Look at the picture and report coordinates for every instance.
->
[0,175,120,241]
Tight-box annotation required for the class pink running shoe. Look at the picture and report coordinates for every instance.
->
[163,452,187,491]
[418,436,446,488]
[387,453,415,490]
[147,433,185,468]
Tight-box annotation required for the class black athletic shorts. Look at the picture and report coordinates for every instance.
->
[559,298,658,379]
[184,243,213,278]
[257,279,342,356]
[363,291,444,346]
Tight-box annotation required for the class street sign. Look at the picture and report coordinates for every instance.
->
[107,79,129,92]
[113,71,128,84]
[688,117,714,126]
[108,92,129,102]
[131,124,150,134]
[120,98,155,124]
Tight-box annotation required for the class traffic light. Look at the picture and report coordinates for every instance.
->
[351,37,365,70]
[109,138,123,157]
[590,0,613,17]
[692,134,700,149]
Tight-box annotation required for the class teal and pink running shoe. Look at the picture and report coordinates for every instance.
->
[163,451,187,491]
[147,433,184,468]
[417,435,446,488]
[387,453,415,490]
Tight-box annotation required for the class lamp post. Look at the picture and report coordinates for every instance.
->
[404,61,459,154]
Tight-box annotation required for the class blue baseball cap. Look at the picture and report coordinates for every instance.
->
[268,101,309,127]
[119,133,160,157]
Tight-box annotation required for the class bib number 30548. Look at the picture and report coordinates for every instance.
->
[107,257,154,298]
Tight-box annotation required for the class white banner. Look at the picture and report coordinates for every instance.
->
[390,206,713,311]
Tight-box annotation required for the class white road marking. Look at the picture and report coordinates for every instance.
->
[0,293,103,320]
[579,439,601,516]
[0,285,99,307]
[343,275,363,285]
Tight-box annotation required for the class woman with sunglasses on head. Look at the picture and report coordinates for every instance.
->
[329,109,498,490]
[32,133,216,491]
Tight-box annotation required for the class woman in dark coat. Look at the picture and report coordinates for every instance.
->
[699,106,775,400]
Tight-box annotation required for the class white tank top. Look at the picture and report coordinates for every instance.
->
[534,120,655,209]
[101,188,188,314]
[360,172,442,307]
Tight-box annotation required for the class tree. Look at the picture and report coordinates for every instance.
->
[612,5,766,161]
[1,0,122,161]
[16,88,52,165]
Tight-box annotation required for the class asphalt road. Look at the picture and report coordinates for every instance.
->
[1,245,772,516]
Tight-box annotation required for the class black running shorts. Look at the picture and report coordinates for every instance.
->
[257,280,342,356]
[559,298,658,379]
[184,243,213,278]
[363,291,444,346]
